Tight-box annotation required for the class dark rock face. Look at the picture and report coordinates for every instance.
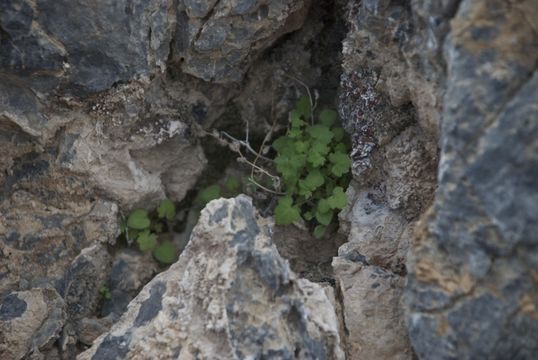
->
[405,1,538,359]
[0,0,173,94]
[173,0,309,83]
[0,151,119,297]
[100,249,159,318]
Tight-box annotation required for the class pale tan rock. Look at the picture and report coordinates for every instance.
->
[79,196,344,360]
[333,258,412,360]
[0,288,65,360]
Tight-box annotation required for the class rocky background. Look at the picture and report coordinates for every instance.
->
[1,0,536,359]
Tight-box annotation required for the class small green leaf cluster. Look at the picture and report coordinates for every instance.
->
[195,176,242,206]
[272,96,351,238]
[99,286,112,300]
[121,199,178,264]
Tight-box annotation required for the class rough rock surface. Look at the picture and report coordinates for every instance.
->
[333,258,412,360]
[405,1,538,359]
[0,288,65,359]
[334,1,439,358]
[0,167,118,295]
[79,196,344,360]
[174,0,310,83]
[1,1,314,355]
[0,0,311,208]
[1,0,537,359]
[0,0,173,95]
[272,224,346,283]
[101,249,159,319]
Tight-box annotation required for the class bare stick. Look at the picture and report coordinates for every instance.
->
[248,176,286,195]
[283,74,315,125]
[221,131,273,162]
[251,76,279,182]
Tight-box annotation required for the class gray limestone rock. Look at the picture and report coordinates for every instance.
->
[79,196,344,360]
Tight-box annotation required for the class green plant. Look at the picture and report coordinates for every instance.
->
[193,88,351,239]
[272,96,351,238]
[99,286,111,300]
[122,198,178,264]
[196,176,243,206]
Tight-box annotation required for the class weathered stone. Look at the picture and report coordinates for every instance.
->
[79,196,344,360]
[0,0,174,95]
[333,258,412,360]
[405,0,538,358]
[63,245,112,322]
[76,316,115,347]
[101,249,159,318]
[0,157,119,296]
[54,81,209,208]
[338,187,411,274]
[335,1,439,358]
[174,0,310,83]
[0,288,65,359]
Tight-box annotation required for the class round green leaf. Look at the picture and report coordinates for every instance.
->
[198,185,221,205]
[332,127,345,142]
[290,109,305,128]
[329,151,351,177]
[158,199,176,220]
[327,186,347,209]
[307,125,334,144]
[127,209,150,230]
[304,169,324,190]
[317,198,331,214]
[225,176,241,194]
[272,136,293,152]
[303,211,314,221]
[137,230,157,251]
[295,95,312,119]
[315,209,333,226]
[313,225,327,238]
[320,109,337,127]
[274,197,301,225]
[153,241,177,264]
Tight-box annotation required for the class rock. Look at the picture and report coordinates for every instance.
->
[333,258,412,360]
[101,249,159,318]
[405,0,538,358]
[335,1,439,358]
[0,0,174,95]
[174,0,310,83]
[63,245,112,322]
[76,316,115,346]
[49,243,112,356]
[338,187,411,274]
[0,157,119,295]
[56,81,208,208]
[79,196,344,359]
[272,224,345,283]
[0,288,65,359]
